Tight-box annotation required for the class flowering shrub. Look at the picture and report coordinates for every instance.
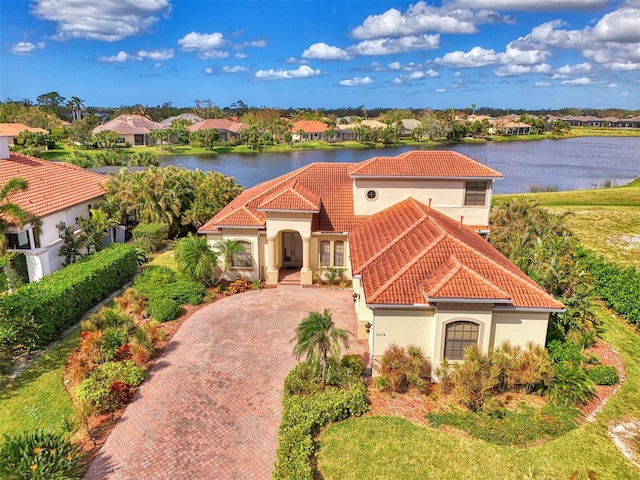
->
[0,430,82,479]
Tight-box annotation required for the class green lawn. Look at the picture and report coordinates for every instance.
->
[495,180,640,266]
[317,307,640,479]
[0,329,80,439]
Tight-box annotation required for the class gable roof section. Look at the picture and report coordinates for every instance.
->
[291,120,328,134]
[348,151,502,179]
[93,115,163,135]
[199,163,359,233]
[257,180,321,212]
[188,119,248,133]
[0,153,106,220]
[0,123,48,136]
[350,198,563,310]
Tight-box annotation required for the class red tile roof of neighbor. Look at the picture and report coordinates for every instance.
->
[350,198,563,309]
[188,119,248,133]
[291,120,329,133]
[0,153,106,221]
[93,115,163,135]
[0,123,48,136]
[348,151,502,178]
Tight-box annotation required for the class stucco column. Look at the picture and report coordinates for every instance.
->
[300,236,312,285]
[266,235,279,285]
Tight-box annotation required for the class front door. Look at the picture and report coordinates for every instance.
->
[282,232,302,268]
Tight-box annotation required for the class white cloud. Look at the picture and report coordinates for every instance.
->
[388,62,401,70]
[350,2,510,39]
[436,46,501,67]
[222,65,249,73]
[592,8,640,43]
[11,41,45,54]
[393,69,439,83]
[339,76,374,86]
[535,81,552,87]
[98,48,173,63]
[435,88,447,92]
[621,91,629,96]
[254,65,321,80]
[197,50,229,59]
[302,42,351,61]
[204,67,214,75]
[453,0,608,11]
[494,63,551,76]
[557,62,592,74]
[178,32,227,50]
[608,83,618,87]
[32,0,170,42]
[348,34,440,56]
[235,52,248,59]
[502,44,549,65]
[561,77,594,85]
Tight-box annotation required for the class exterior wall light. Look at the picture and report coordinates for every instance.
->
[352,292,360,302]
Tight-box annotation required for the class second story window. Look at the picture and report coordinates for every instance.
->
[464,181,488,206]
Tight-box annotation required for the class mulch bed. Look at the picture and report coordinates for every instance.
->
[365,338,626,431]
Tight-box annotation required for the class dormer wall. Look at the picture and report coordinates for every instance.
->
[352,177,494,227]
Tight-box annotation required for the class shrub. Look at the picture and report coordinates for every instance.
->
[377,343,430,393]
[548,361,596,406]
[452,346,499,412]
[427,404,580,447]
[0,243,137,353]
[273,363,369,480]
[76,360,147,412]
[100,327,128,361]
[132,223,169,253]
[434,359,454,394]
[0,429,83,479]
[548,340,588,365]
[341,354,365,377]
[323,267,345,286]
[587,365,620,385]
[134,266,205,307]
[147,297,180,322]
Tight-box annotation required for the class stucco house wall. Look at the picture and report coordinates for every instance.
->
[353,177,493,227]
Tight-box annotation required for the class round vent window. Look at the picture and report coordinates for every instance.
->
[366,189,377,201]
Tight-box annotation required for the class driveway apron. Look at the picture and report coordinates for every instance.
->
[85,288,366,480]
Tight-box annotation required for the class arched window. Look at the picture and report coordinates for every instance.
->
[231,241,253,268]
[320,240,330,266]
[334,241,344,267]
[444,321,479,360]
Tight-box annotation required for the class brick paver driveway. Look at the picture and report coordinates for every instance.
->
[85,287,366,480]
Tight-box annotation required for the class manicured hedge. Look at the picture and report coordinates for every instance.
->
[581,250,640,327]
[132,223,169,253]
[272,363,369,480]
[0,243,138,352]
[0,253,29,293]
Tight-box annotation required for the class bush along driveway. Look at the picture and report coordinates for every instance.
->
[85,287,366,479]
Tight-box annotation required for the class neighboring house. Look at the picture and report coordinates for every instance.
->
[188,119,248,142]
[0,137,121,282]
[198,150,562,375]
[93,115,164,146]
[160,113,203,127]
[291,120,328,142]
[400,119,421,135]
[0,123,48,146]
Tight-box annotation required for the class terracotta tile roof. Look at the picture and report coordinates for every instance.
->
[348,151,502,178]
[188,119,248,134]
[0,153,106,221]
[258,180,321,212]
[93,115,163,135]
[291,120,328,133]
[199,163,360,232]
[350,198,563,310]
[0,123,48,136]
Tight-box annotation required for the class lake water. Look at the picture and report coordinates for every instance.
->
[159,137,640,194]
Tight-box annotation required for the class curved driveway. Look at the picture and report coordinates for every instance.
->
[85,287,366,480]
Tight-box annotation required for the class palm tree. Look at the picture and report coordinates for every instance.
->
[292,309,351,386]
[1,177,41,289]
[175,233,218,285]
[214,239,243,283]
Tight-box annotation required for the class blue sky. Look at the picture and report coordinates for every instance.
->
[1,0,639,110]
